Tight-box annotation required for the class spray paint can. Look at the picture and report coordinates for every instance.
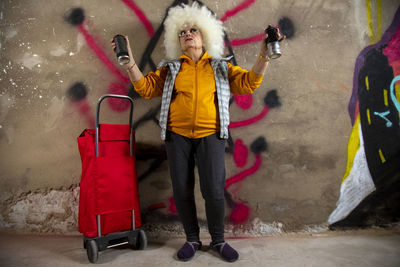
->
[265,26,281,59]
[113,34,130,65]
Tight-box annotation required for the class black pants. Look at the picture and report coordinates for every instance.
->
[165,131,226,244]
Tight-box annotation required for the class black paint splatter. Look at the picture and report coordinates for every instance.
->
[278,17,295,39]
[65,8,85,26]
[264,89,281,108]
[67,82,88,101]
[250,137,268,154]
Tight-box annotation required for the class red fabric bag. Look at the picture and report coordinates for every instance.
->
[77,97,141,238]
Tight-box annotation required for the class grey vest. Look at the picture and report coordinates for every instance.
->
[158,57,232,140]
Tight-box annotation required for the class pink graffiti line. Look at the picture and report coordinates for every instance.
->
[147,202,166,211]
[78,24,130,84]
[228,33,264,46]
[225,153,262,189]
[233,139,249,167]
[72,99,95,127]
[168,196,178,214]
[230,202,250,224]
[229,106,269,128]
[234,94,253,109]
[220,0,256,22]
[120,0,154,37]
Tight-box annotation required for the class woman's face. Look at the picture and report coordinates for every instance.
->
[178,24,203,52]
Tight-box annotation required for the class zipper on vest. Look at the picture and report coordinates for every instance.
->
[192,63,198,137]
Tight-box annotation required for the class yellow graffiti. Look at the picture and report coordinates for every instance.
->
[365,76,370,91]
[396,83,400,120]
[342,116,361,183]
[378,149,386,163]
[366,0,382,44]
[377,0,382,40]
[366,0,374,43]
[383,89,388,106]
[367,108,371,125]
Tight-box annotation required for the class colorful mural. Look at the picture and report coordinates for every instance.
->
[329,3,400,226]
[3,0,398,234]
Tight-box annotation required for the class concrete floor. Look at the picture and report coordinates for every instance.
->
[0,228,400,267]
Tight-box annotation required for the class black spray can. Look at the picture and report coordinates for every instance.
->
[265,26,281,59]
[113,34,130,65]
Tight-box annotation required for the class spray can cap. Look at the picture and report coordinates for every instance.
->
[265,26,279,43]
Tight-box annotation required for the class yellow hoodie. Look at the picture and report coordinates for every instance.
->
[133,52,263,139]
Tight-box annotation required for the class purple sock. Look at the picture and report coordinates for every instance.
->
[210,242,239,262]
[177,241,202,261]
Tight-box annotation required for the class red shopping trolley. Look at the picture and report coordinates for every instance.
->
[77,94,146,263]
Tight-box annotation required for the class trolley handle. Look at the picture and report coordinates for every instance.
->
[95,94,134,157]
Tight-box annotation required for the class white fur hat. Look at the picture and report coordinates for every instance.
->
[163,2,225,59]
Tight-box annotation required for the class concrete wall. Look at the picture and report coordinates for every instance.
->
[0,0,399,234]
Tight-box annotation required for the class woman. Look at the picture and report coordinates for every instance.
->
[112,3,284,262]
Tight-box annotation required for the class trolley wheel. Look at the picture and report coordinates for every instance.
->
[86,239,99,263]
[136,229,147,250]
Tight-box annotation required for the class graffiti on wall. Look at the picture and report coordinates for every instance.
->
[66,0,293,224]
[329,3,400,226]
